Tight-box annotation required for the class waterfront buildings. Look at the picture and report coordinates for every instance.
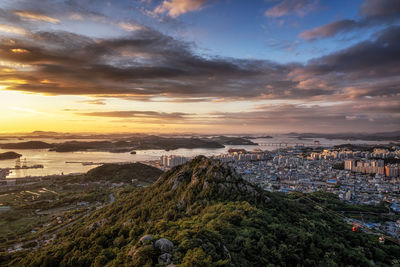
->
[160,155,190,169]
[344,159,399,177]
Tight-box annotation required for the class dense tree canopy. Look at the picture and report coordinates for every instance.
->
[1,157,399,266]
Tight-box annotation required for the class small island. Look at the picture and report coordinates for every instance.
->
[209,136,258,145]
[241,135,273,139]
[0,136,225,153]
[0,141,54,149]
[0,151,22,160]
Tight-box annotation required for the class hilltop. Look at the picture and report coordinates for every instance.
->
[84,163,163,184]
[2,157,399,266]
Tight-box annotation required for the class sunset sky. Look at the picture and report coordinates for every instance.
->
[0,0,399,134]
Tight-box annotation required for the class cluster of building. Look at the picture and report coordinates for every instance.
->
[160,155,190,169]
[213,148,267,162]
[310,148,400,160]
[227,146,400,239]
[157,146,400,208]
[370,148,400,159]
[157,145,400,214]
[344,159,400,177]
[211,146,400,208]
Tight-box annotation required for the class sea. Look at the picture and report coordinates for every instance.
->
[0,136,394,179]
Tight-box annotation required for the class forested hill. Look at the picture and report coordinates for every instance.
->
[2,156,400,266]
[84,162,163,184]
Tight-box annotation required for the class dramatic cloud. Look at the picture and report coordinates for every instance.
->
[0,25,399,106]
[265,0,317,17]
[296,26,400,84]
[299,20,359,40]
[154,0,207,17]
[205,100,400,132]
[300,0,400,40]
[0,28,290,100]
[77,99,400,131]
[359,0,400,17]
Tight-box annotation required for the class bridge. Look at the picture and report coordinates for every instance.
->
[257,142,329,147]
[257,143,305,147]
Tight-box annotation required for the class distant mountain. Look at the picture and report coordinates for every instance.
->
[208,136,258,145]
[0,141,54,149]
[30,131,61,136]
[2,157,399,266]
[0,136,225,153]
[289,131,400,141]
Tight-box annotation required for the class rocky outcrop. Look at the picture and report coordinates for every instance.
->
[129,158,269,265]
[132,235,175,266]
[158,253,172,265]
[139,235,154,245]
[87,218,107,231]
[157,156,270,209]
[154,238,174,253]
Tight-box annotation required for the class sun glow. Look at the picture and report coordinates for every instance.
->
[10,48,29,53]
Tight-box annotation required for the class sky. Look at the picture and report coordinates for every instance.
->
[0,0,399,134]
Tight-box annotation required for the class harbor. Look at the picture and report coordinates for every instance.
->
[0,158,44,179]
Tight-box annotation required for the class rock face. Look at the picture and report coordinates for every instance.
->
[158,253,172,265]
[130,158,268,265]
[154,238,174,253]
[87,219,107,231]
[139,235,154,245]
[133,236,174,266]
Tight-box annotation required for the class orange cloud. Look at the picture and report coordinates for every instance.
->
[0,24,27,35]
[154,0,207,17]
[118,22,143,32]
[14,11,60,23]
[68,13,84,20]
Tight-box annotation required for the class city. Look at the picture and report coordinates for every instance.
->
[159,144,400,242]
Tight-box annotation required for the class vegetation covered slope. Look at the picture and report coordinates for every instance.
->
[0,162,161,252]
[2,157,400,266]
[84,163,163,184]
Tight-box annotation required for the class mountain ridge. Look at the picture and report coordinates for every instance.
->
[153,156,270,209]
[2,157,400,266]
